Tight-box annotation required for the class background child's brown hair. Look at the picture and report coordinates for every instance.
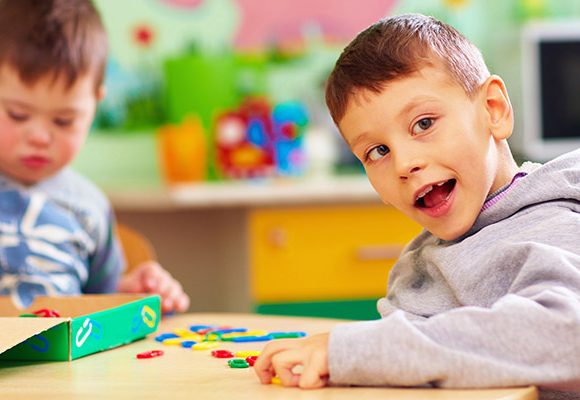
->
[325,13,490,125]
[0,0,108,92]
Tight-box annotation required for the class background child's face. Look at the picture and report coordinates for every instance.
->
[339,64,506,240]
[0,65,100,185]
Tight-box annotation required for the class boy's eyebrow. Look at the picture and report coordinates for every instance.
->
[1,98,81,115]
[397,95,440,118]
[0,98,32,109]
[52,107,82,115]
[346,94,441,148]
[347,132,371,149]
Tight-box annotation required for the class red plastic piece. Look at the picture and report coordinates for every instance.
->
[211,349,235,359]
[136,350,164,359]
[32,308,61,318]
[245,355,258,366]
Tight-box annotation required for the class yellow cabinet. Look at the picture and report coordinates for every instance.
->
[248,204,422,318]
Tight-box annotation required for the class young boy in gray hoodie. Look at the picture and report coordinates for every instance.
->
[254,14,580,399]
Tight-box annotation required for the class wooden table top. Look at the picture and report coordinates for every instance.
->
[0,313,538,400]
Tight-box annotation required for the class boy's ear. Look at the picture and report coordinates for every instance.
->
[482,75,513,140]
[97,85,106,101]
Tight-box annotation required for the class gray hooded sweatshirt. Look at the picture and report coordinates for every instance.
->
[328,149,580,400]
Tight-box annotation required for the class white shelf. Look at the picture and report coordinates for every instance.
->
[107,175,381,210]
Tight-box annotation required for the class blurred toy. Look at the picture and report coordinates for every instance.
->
[215,97,308,179]
[215,98,276,179]
[272,101,308,176]
[157,116,207,183]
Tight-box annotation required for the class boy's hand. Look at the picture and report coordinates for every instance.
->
[117,261,190,313]
[254,333,330,389]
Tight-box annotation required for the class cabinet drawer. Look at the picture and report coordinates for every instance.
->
[249,205,422,302]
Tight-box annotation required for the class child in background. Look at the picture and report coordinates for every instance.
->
[0,0,189,313]
[255,14,580,399]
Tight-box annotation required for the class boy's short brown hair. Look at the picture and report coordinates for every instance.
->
[0,0,108,92]
[325,14,490,125]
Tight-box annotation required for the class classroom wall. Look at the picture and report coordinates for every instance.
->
[76,0,580,188]
[74,0,580,312]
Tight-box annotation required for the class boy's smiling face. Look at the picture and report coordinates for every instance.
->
[339,63,515,240]
[0,64,102,185]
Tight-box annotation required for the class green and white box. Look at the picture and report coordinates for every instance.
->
[0,294,160,361]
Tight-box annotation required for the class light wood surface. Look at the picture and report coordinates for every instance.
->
[0,313,538,400]
[107,176,381,211]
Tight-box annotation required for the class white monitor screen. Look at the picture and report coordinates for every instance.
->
[521,21,580,161]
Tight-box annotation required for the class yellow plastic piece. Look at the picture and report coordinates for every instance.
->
[192,342,220,350]
[234,350,261,358]
[162,338,185,346]
[271,376,281,385]
[174,329,194,337]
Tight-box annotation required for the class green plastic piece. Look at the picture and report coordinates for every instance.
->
[228,358,250,369]
[269,332,306,339]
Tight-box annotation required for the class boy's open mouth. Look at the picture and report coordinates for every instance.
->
[415,179,456,208]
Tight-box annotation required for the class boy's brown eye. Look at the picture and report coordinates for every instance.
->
[412,118,434,135]
[418,119,431,129]
[368,144,389,161]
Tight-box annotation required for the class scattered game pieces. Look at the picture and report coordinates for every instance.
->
[180,341,197,348]
[136,350,164,359]
[192,341,219,350]
[173,329,194,337]
[162,338,186,346]
[271,376,282,385]
[228,358,250,368]
[269,331,306,339]
[156,323,307,348]
[245,356,258,366]
[31,308,61,317]
[155,322,307,377]
[211,349,235,358]
[155,333,179,342]
[234,350,260,358]
[230,334,273,342]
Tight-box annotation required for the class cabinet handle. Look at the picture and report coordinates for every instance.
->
[356,244,403,261]
[267,227,287,249]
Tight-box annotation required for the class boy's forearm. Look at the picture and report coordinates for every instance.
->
[328,288,580,391]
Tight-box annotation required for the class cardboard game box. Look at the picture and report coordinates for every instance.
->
[0,294,160,361]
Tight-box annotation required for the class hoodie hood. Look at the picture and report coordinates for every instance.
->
[465,148,580,238]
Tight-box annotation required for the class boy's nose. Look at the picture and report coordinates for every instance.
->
[27,125,53,147]
[396,154,426,180]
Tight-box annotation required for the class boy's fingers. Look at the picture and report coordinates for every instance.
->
[271,349,303,387]
[299,349,329,389]
[254,364,274,385]
[254,340,295,384]
[136,261,163,290]
[157,273,175,296]
[254,346,277,383]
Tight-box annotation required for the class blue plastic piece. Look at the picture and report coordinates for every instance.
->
[230,334,273,342]
[188,325,214,332]
[155,333,179,342]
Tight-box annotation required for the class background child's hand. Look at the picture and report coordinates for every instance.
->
[117,260,190,313]
[254,333,330,389]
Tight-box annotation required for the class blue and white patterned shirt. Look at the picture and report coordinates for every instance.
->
[0,168,124,308]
